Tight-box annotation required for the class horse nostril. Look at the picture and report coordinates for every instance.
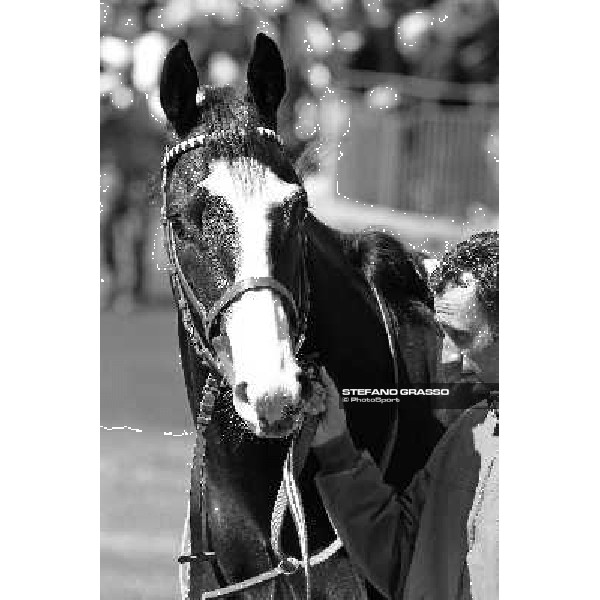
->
[235,382,250,404]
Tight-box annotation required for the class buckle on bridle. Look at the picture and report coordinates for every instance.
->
[278,556,300,576]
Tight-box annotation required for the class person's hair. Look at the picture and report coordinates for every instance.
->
[431,231,499,334]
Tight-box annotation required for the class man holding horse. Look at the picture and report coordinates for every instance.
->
[312,231,499,600]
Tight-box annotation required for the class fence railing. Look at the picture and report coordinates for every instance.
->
[327,70,498,220]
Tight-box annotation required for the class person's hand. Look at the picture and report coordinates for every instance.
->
[311,367,348,447]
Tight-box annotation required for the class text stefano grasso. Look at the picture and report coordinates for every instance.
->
[341,388,450,396]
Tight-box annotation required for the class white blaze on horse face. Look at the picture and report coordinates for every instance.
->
[202,159,302,432]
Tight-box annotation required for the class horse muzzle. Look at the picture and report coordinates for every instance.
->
[233,380,304,438]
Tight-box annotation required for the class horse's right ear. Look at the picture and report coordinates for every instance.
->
[247,33,286,129]
[160,40,200,137]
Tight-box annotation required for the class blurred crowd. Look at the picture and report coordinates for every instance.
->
[100,0,498,311]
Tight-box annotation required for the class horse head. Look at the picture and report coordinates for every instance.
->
[160,34,309,439]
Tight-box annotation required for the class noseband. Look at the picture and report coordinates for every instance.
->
[160,126,309,379]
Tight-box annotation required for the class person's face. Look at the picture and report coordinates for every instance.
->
[435,273,498,385]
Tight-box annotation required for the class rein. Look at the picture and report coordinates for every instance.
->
[161,126,399,600]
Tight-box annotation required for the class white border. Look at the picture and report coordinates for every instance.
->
[501,2,599,598]
[1,2,98,598]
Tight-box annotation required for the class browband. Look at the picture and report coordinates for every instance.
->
[161,127,284,172]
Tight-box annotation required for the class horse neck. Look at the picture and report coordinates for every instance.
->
[302,214,399,459]
[303,215,445,492]
[302,214,393,374]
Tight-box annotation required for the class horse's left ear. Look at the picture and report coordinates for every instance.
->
[247,33,286,128]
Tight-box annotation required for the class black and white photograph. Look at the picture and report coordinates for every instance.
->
[100,1,499,599]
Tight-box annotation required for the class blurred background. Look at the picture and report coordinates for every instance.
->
[100,1,498,598]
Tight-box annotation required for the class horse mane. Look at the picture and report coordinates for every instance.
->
[339,230,435,314]
[335,229,441,387]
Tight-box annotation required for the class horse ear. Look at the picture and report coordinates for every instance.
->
[160,40,200,136]
[247,33,286,128]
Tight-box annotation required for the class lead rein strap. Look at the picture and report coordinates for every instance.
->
[201,562,291,600]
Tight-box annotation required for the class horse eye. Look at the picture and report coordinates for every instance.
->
[187,195,207,226]
[169,216,193,241]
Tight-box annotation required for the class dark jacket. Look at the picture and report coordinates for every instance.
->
[313,401,499,600]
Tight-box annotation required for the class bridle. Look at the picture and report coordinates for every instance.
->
[160,126,309,380]
[161,125,398,600]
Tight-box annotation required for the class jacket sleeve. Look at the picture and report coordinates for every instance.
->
[314,430,430,600]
